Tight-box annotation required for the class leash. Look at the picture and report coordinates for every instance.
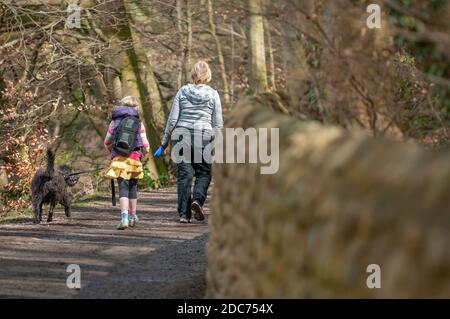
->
[67,158,149,207]
[67,167,107,177]
[62,166,117,206]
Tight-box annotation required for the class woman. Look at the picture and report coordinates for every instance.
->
[154,61,223,223]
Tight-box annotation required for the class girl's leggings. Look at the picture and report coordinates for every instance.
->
[117,178,138,199]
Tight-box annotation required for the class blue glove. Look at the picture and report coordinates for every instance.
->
[154,146,165,158]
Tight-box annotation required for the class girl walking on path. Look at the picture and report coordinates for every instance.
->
[154,61,223,223]
[104,96,150,230]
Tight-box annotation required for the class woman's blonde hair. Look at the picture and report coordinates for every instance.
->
[120,96,139,107]
[189,61,212,85]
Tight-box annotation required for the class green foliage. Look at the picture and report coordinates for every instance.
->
[138,165,170,189]
[72,91,85,104]
[307,82,325,104]
[55,150,74,165]
[0,189,29,210]
[397,79,412,99]
[0,78,5,106]
[0,208,33,224]
[392,1,450,110]
[304,38,322,69]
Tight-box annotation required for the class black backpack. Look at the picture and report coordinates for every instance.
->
[113,116,141,157]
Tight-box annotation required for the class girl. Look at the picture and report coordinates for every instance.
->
[154,61,223,223]
[104,96,150,230]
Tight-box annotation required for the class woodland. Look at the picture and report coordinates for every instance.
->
[0,0,449,214]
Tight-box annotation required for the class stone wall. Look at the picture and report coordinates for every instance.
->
[206,94,450,298]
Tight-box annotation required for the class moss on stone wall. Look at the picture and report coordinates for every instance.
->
[207,93,450,298]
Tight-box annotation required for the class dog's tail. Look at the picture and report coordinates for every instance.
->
[45,148,55,176]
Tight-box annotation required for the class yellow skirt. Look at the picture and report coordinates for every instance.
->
[105,156,144,180]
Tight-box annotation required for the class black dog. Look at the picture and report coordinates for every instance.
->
[31,148,79,223]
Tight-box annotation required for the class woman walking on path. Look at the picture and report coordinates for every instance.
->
[154,61,223,223]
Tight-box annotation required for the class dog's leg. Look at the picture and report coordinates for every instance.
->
[33,196,41,224]
[61,196,71,218]
[47,201,56,222]
[38,201,43,223]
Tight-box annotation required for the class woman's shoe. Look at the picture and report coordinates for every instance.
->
[180,217,190,223]
[191,201,204,221]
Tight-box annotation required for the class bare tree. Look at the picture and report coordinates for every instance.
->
[208,0,230,104]
[248,0,268,94]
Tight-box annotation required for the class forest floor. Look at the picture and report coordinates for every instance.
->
[0,187,209,298]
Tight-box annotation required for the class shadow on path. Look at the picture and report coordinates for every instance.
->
[0,187,210,299]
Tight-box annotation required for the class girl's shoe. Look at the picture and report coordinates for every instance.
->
[179,217,190,224]
[129,215,139,227]
[117,212,129,230]
[117,219,129,230]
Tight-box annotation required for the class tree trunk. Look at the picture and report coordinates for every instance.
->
[264,18,276,90]
[185,0,193,82]
[208,0,230,104]
[112,75,122,101]
[124,0,169,135]
[113,1,169,179]
[121,55,162,180]
[230,22,235,104]
[281,0,312,112]
[176,0,186,88]
[248,0,268,94]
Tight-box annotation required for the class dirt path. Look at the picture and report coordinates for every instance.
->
[0,187,209,298]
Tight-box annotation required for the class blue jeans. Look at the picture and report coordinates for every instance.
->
[174,133,212,219]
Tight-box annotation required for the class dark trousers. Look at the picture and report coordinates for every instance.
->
[174,135,212,219]
[117,178,138,199]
